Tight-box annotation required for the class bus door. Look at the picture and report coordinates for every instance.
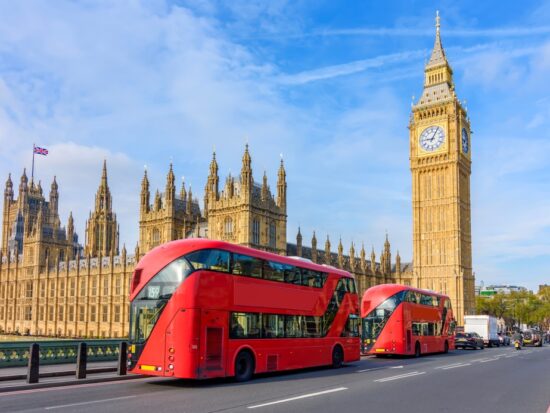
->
[406,329,412,353]
[201,310,227,377]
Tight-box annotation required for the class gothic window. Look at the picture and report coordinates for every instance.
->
[24,306,32,321]
[70,279,76,296]
[69,305,75,322]
[114,305,121,323]
[80,279,86,296]
[224,217,233,237]
[103,277,109,296]
[25,282,33,298]
[152,228,160,247]
[252,219,260,245]
[102,305,108,322]
[58,305,64,322]
[115,276,121,295]
[90,305,96,322]
[60,280,65,297]
[269,222,276,248]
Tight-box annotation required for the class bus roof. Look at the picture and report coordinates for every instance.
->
[131,239,354,299]
[362,283,450,300]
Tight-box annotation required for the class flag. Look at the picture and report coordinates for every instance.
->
[34,146,48,156]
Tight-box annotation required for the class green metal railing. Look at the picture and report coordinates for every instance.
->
[0,340,125,368]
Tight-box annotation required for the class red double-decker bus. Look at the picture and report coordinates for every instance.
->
[127,239,360,381]
[361,284,455,357]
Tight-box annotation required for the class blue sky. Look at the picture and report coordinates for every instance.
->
[1,0,549,290]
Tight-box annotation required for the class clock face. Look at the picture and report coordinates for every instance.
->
[462,128,469,153]
[419,126,445,151]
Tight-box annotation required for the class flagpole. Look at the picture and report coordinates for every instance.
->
[31,143,35,183]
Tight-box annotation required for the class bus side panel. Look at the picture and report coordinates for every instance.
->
[168,308,200,379]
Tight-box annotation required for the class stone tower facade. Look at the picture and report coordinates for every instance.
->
[139,164,203,253]
[409,12,475,324]
[205,145,287,254]
[85,161,119,257]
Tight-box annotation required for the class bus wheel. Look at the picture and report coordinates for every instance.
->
[332,345,344,368]
[414,342,421,358]
[234,350,255,382]
[444,341,449,354]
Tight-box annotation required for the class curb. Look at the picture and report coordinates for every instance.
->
[0,367,117,382]
[0,374,143,393]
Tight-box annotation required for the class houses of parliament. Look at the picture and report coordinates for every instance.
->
[0,13,474,338]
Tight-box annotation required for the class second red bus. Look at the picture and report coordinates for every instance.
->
[361,284,455,356]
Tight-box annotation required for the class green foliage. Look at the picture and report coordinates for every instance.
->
[475,291,550,330]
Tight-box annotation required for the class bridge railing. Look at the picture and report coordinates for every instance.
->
[0,340,125,368]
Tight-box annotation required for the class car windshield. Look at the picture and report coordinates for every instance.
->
[456,333,466,338]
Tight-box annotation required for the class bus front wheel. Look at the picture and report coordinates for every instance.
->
[234,350,255,382]
[414,342,421,358]
[332,345,344,368]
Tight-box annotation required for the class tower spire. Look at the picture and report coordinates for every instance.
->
[426,10,448,69]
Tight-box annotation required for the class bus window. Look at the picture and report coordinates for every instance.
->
[420,294,433,306]
[230,312,261,339]
[405,291,418,304]
[262,314,284,338]
[342,314,360,337]
[232,254,262,278]
[285,315,304,337]
[284,266,301,285]
[304,316,323,337]
[185,249,230,273]
[264,261,285,282]
[301,269,323,288]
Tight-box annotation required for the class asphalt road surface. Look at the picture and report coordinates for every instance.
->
[1,345,549,413]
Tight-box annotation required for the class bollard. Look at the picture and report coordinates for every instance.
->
[76,342,87,379]
[117,342,128,376]
[27,343,40,384]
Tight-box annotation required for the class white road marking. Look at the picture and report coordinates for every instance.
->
[356,367,386,373]
[390,365,404,369]
[247,387,348,409]
[479,358,499,363]
[44,395,136,410]
[440,363,471,370]
[374,371,426,382]
[436,363,467,369]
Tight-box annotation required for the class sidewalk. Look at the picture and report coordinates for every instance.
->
[0,361,143,392]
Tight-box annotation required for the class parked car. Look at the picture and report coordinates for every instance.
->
[522,329,543,347]
[498,332,510,346]
[455,332,485,350]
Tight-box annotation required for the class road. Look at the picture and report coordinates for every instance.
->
[1,345,549,413]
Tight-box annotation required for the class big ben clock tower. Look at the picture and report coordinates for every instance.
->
[409,12,475,325]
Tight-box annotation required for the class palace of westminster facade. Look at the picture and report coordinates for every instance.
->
[0,15,475,338]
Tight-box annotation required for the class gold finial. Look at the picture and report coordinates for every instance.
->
[436,10,440,33]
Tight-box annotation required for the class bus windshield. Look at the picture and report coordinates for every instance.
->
[362,290,406,350]
[129,257,193,343]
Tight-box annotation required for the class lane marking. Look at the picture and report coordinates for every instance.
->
[436,363,467,369]
[440,363,471,370]
[356,367,386,373]
[247,387,347,409]
[44,395,136,410]
[479,358,499,363]
[374,371,425,382]
[390,366,404,369]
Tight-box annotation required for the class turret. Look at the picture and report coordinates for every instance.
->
[18,169,29,203]
[186,186,193,214]
[140,168,150,213]
[325,235,331,265]
[349,242,356,271]
[261,171,269,202]
[277,158,286,208]
[311,231,318,263]
[396,250,402,276]
[4,173,13,201]
[360,243,366,271]
[241,144,252,195]
[49,175,59,214]
[371,247,376,274]
[67,211,74,240]
[154,190,162,211]
[165,163,175,208]
[296,227,302,257]
[337,238,344,268]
